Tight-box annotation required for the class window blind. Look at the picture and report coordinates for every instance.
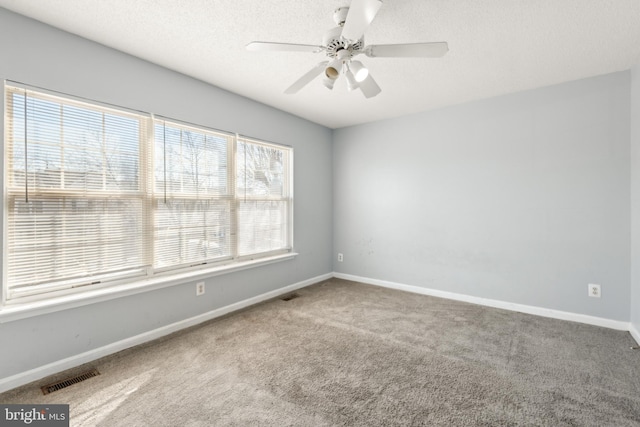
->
[153,120,234,270]
[5,86,150,299]
[236,137,292,257]
[4,84,293,303]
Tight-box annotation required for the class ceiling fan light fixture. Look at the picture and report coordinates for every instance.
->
[325,66,340,80]
[325,59,342,80]
[345,70,359,91]
[349,60,369,82]
[322,77,335,90]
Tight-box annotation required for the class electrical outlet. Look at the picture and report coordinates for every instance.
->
[196,282,205,296]
[337,253,344,262]
[588,283,601,298]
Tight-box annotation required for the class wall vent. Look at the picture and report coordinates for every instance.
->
[41,369,100,395]
[280,293,300,301]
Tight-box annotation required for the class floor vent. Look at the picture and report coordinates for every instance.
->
[281,293,300,301]
[41,369,100,395]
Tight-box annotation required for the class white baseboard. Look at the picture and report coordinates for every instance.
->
[630,323,640,346]
[2,270,633,394]
[0,272,332,394]
[334,273,631,331]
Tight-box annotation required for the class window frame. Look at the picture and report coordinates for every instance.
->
[152,117,237,274]
[235,135,294,260]
[2,82,295,307]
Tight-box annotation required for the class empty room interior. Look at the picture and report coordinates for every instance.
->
[1,1,640,425]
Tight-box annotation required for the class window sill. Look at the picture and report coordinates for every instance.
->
[0,252,298,324]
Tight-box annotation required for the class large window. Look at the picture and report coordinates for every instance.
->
[3,84,293,303]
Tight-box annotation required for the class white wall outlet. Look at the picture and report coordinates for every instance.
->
[337,253,344,262]
[196,282,205,296]
[588,283,601,298]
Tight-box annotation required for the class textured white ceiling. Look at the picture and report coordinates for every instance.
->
[1,0,639,129]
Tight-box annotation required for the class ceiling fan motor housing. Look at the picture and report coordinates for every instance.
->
[323,26,364,58]
[333,7,349,26]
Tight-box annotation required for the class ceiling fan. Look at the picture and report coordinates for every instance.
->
[246,0,448,98]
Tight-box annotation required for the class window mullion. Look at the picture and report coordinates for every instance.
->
[59,102,65,190]
[144,115,155,277]
[231,135,238,260]
[23,91,29,202]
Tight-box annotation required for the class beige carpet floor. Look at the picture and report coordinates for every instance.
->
[2,278,640,426]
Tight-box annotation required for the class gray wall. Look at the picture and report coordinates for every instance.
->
[0,8,333,379]
[334,71,631,321]
[631,63,640,331]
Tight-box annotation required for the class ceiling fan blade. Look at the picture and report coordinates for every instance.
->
[284,61,329,94]
[359,74,381,98]
[246,42,324,53]
[365,42,449,58]
[341,0,383,42]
